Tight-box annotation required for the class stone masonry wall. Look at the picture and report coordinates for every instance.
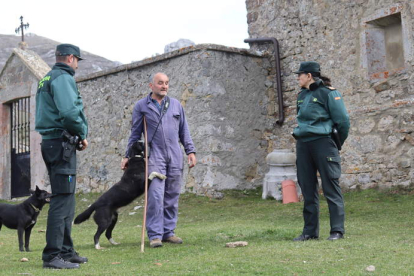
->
[0,49,49,199]
[246,0,414,189]
[75,45,274,196]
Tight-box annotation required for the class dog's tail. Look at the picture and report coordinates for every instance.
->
[74,204,96,224]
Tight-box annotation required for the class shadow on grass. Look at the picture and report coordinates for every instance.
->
[209,228,296,243]
[74,241,142,251]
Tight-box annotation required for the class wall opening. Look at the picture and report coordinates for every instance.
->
[10,97,31,198]
[364,12,404,79]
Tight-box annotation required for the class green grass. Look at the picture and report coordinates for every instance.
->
[0,188,414,275]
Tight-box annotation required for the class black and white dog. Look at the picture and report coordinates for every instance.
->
[74,140,165,249]
[0,186,52,251]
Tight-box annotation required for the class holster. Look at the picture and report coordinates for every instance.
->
[61,130,80,162]
[331,126,342,151]
[62,141,75,162]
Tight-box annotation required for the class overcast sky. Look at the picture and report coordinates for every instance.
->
[0,0,249,64]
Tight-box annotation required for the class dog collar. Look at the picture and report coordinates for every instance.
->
[30,203,40,213]
[134,155,143,158]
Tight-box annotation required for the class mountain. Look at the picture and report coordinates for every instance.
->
[0,33,121,78]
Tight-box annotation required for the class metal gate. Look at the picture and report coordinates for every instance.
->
[10,97,31,198]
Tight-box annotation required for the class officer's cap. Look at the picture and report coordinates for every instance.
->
[55,44,84,60]
[294,61,320,74]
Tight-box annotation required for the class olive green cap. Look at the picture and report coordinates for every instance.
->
[294,61,320,74]
[55,43,84,60]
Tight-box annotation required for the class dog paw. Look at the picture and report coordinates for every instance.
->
[149,172,167,180]
[95,243,105,250]
[109,238,120,245]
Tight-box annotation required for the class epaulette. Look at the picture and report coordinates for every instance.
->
[327,86,336,90]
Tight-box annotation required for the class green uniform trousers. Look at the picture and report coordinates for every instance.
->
[296,137,345,237]
[41,138,77,261]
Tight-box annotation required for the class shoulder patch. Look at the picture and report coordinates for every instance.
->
[327,86,336,90]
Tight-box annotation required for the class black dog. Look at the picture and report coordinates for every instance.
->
[74,140,165,249]
[0,186,52,251]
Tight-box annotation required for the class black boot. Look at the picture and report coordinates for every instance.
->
[43,256,80,269]
[64,252,88,264]
[293,234,319,241]
[327,232,344,241]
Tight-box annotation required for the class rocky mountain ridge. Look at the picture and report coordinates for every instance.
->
[0,33,121,78]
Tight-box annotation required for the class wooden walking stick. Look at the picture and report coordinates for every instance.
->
[141,117,149,253]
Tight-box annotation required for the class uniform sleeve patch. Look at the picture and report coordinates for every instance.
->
[335,97,341,100]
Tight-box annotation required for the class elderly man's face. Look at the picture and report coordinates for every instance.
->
[150,73,169,99]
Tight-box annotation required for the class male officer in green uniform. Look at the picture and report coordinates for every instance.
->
[35,44,88,269]
[292,61,350,241]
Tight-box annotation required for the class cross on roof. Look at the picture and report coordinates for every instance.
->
[15,16,29,42]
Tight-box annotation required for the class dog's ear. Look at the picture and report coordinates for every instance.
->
[35,186,41,195]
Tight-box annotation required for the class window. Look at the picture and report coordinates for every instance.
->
[361,4,412,81]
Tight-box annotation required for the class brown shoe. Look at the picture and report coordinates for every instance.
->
[150,238,163,248]
[162,236,183,244]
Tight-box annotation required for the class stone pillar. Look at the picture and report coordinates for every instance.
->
[262,149,300,200]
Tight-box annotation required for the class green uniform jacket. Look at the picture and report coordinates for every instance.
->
[293,80,350,145]
[35,63,88,140]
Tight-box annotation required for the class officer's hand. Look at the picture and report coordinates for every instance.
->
[188,153,196,168]
[121,157,129,170]
[79,139,88,151]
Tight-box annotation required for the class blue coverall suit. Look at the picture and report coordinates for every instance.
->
[126,93,195,241]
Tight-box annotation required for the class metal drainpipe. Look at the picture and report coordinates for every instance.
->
[244,38,284,125]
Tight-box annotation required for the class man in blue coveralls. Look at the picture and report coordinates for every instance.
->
[121,72,196,248]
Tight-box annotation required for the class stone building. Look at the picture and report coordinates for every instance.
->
[246,0,414,189]
[0,48,49,198]
[0,0,413,199]
[0,44,274,199]
[75,45,272,197]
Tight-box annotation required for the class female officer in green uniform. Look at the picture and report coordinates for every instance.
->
[292,61,350,241]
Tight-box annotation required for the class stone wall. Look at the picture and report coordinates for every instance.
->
[246,0,414,189]
[0,48,49,198]
[3,1,412,198]
[75,45,274,196]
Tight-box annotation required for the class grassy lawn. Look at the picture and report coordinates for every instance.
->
[0,188,413,275]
